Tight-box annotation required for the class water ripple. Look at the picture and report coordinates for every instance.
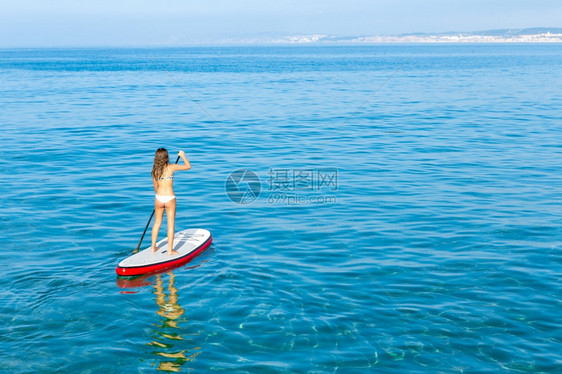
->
[1,45,562,372]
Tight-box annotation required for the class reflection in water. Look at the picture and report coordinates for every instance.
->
[148,272,201,372]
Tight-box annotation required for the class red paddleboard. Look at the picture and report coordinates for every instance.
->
[116,229,212,276]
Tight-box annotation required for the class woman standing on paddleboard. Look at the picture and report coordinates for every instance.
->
[151,148,191,255]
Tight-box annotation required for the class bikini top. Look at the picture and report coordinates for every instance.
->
[156,176,173,181]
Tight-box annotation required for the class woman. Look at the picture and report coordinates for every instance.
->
[151,148,191,255]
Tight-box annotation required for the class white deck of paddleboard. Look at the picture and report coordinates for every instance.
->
[119,228,211,268]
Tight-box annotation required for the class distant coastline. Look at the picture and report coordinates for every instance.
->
[227,28,562,44]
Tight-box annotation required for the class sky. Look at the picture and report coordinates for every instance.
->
[0,0,560,46]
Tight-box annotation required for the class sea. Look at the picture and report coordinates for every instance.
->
[0,44,561,373]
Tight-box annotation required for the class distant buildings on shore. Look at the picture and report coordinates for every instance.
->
[233,28,562,44]
[347,31,562,43]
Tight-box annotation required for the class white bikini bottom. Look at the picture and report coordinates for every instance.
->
[155,195,176,203]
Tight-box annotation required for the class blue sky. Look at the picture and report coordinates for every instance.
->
[0,0,560,46]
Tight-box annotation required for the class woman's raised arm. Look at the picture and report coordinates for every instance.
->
[173,150,191,171]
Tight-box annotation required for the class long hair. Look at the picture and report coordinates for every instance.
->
[152,148,169,181]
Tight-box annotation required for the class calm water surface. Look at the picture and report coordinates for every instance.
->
[1,45,561,373]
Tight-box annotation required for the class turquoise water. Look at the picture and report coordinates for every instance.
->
[1,45,561,372]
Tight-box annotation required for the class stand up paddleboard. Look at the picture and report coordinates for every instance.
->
[116,229,212,276]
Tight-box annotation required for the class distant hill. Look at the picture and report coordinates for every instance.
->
[221,28,562,44]
[256,28,562,44]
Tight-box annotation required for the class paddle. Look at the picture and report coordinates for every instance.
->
[134,155,181,253]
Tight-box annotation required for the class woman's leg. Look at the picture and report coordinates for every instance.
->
[165,198,178,255]
[151,199,165,252]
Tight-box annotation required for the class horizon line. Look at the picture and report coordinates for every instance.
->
[2,28,562,49]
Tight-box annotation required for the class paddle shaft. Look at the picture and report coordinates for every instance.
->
[134,155,181,253]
